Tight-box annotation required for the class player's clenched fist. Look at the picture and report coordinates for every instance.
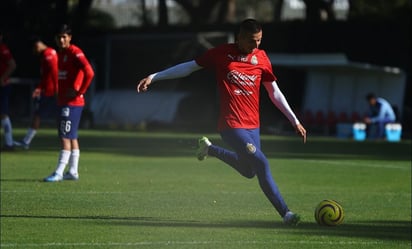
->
[137,77,152,93]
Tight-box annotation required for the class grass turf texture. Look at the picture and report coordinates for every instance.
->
[1,128,411,249]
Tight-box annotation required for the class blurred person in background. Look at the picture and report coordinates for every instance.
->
[0,28,17,151]
[43,24,94,182]
[137,19,306,225]
[14,37,58,149]
[364,93,396,139]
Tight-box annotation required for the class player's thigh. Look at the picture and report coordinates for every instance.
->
[0,85,12,115]
[220,128,261,155]
[58,106,84,139]
[36,96,58,119]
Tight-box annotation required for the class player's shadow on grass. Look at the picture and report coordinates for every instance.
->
[102,217,411,241]
[285,220,412,241]
[113,218,411,241]
[0,178,43,183]
[2,214,410,241]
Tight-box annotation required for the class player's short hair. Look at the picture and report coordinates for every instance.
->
[238,19,262,35]
[366,92,376,101]
[56,24,72,36]
[29,35,43,44]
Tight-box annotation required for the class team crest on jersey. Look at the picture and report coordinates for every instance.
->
[251,55,258,65]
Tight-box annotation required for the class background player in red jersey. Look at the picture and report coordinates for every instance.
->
[0,29,17,150]
[15,37,58,149]
[44,25,94,182]
[137,19,306,225]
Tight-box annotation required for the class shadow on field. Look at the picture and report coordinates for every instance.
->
[3,214,410,241]
[0,178,42,183]
[105,218,411,241]
[287,220,412,241]
[22,131,411,161]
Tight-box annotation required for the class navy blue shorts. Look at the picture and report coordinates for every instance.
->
[34,95,58,119]
[1,85,12,115]
[58,106,84,139]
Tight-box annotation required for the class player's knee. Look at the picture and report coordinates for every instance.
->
[236,160,256,179]
[242,170,256,179]
[246,174,255,179]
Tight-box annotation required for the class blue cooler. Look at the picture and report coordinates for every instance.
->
[353,122,366,141]
[336,123,353,139]
[385,123,402,142]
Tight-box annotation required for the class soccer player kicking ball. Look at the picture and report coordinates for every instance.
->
[44,25,94,182]
[137,19,306,225]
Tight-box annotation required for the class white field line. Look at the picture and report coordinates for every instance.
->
[295,159,410,170]
[0,239,400,248]
[1,189,410,196]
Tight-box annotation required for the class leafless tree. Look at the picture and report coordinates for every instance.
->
[273,0,284,22]
[173,0,230,24]
[302,0,335,22]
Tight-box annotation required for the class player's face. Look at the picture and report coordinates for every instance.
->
[237,30,262,54]
[33,42,42,54]
[55,33,72,49]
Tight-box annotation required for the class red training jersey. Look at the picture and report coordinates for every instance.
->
[0,43,14,86]
[57,44,94,106]
[36,47,58,97]
[195,43,277,131]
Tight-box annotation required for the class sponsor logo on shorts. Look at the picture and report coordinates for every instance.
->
[61,107,70,117]
[246,143,256,154]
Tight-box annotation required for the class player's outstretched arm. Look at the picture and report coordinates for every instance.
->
[294,123,307,144]
[263,80,307,143]
[136,60,202,93]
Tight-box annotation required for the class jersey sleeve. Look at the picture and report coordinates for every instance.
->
[74,48,95,95]
[0,44,15,82]
[1,47,13,61]
[260,51,277,83]
[38,50,58,94]
[195,47,219,69]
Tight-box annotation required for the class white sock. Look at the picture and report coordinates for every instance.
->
[23,128,37,144]
[55,150,71,176]
[1,117,13,146]
[69,149,80,175]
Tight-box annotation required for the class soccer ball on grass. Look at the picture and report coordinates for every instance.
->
[314,199,344,226]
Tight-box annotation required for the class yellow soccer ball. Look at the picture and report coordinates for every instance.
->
[314,199,344,226]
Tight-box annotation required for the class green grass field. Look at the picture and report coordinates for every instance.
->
[1,128,411,248]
